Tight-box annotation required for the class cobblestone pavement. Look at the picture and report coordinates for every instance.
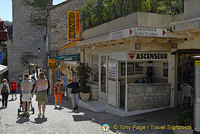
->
[0,95,193,134]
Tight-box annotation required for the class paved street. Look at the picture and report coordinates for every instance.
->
[0,94,192,134]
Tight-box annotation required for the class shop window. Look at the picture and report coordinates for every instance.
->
[163,63,168,77]
[121,63,134,75]
[91,55,99,82]
[135,62,143,74]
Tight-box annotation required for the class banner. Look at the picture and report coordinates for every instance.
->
[68,10,81,41]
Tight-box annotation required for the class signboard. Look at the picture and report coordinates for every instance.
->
[68,11,81,41]
[194,59,200,132]
[108,59,117,80]
[195,60,200,66]
[128,52,168,60]
[108,59,118,107]
[109,26,167,40]
[48,59,57,69]
[55,56,80,61]
[0,51,3,63]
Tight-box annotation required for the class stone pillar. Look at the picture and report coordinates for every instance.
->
[49,68,54,95]
[169,53,178,108]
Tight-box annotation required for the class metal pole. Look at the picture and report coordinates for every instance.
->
[125,60,128,112]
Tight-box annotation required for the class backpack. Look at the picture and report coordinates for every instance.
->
[2,84,8,93]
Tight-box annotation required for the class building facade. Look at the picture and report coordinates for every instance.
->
[170,0,200,132]
[77,12,185,116]
[47,0,87,95]
[8,0,51,82]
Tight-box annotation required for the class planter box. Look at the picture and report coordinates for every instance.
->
[80,92,90,102]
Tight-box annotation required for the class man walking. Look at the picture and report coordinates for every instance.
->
[10,78,17,100]
[21,74,33,116]
[67,76,80,111]
[0,79,10,108]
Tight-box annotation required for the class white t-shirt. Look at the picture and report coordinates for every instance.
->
[21,80,33,94]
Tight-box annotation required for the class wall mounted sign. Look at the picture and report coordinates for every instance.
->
[108,59,117,80]
[128,52,168,60]
[109,26,167,40]
[68,10,81,41]
[0,51,3,63]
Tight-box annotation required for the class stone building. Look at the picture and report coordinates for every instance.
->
[47,0,87,95]
[8,0,52,82]
[170,0,200,132]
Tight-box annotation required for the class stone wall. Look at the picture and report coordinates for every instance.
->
[82,12,183,40]
[8,0,49,82]
[127,84,170,111]
[184,0,200,20]
[48,0,87,52]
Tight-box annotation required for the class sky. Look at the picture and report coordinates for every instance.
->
[0,0,66,22]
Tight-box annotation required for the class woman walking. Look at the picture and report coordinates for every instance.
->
[32,72,48,118]
[0,79,10,108]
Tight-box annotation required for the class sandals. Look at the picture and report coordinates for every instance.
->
[38,113,42,117]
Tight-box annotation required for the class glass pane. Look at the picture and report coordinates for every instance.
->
[101,56,106,93]
[163,63,168,77]
[91,55,99,82]
[135,62,143,74]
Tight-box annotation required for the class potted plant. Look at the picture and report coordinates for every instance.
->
[76,63,91,101]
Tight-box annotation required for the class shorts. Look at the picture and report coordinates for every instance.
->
[10,90,16,94]
[22,93,32,102]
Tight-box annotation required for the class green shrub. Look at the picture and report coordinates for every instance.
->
[79,0,184,30]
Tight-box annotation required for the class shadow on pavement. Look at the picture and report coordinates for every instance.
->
[16,115,30,124]
[32,117,47,124]
[0,107,4,110]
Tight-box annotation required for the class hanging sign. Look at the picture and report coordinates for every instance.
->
[48,59,57,68]
[68,10,81,41]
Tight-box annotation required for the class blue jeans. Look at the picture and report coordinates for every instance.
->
[71,93,79,108]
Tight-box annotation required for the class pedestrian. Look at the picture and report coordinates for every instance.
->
[54,79,64,109]
[32,72,48,118]
[67,76,80,111]
[21,74,33,116]
[10,78,17,100]
[0,79,10,108]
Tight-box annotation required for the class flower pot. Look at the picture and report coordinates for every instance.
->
[80,92,90,101]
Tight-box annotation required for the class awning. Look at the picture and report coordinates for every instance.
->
[59,41,77,50]
[55,54,80,61]
[0,64,8,75]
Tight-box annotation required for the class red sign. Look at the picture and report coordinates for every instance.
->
[129,53,135,59]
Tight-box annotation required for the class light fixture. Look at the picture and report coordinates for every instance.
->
[38,48,41,53]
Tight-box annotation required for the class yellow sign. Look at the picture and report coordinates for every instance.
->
[48,59,56,64]
[68,11,81,41]
[48,59,57,68]
[195,60,200,66]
